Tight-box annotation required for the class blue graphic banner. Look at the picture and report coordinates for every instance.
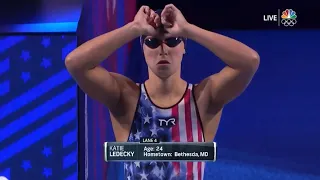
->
[0,35,78,180]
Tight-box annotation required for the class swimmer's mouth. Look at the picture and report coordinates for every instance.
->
[157,60,170,64]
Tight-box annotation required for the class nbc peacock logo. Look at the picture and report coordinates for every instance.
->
[281,9,297,27]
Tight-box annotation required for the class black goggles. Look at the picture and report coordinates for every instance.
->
[144,37,184,49]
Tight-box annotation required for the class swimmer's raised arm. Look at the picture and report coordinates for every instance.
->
[161,4,259,108]
[65,6,160,113]
[186,25,260,107]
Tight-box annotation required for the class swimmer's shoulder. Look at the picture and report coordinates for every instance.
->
[109,72,140,90]
[192,78,208,99]
[108,73,140,116]
[192,78,215,112]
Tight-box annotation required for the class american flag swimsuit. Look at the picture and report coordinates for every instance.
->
[124,83,205,180]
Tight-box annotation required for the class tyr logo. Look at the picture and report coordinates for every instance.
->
[159,118,176,127]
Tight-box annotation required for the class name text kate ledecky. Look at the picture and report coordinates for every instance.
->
[109,145,135,157]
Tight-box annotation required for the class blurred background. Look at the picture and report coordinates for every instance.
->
[0,0,319,180]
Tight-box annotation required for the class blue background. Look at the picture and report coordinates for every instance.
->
[126,30,320,179]
[0,35,78,180]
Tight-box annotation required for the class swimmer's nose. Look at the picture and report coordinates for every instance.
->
[159,42,168,56]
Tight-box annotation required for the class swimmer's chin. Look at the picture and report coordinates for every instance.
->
[155,70,176,79]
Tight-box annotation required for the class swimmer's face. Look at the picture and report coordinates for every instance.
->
[143,34,185,79]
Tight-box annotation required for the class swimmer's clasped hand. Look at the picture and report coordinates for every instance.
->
[161,4,190,38]
[132,4,190,38]
[132,6,161,37]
